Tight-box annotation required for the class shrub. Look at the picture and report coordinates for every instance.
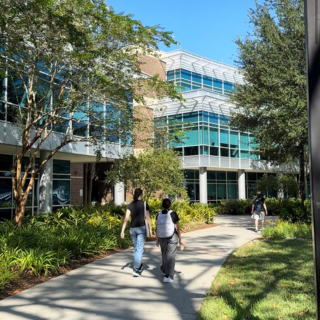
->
[262,220,312,239]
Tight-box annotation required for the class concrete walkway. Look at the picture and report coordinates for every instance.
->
[0,217,266,320]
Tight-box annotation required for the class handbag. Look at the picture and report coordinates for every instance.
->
[144,201,151,237]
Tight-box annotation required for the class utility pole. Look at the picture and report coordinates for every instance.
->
[304,0,320,318]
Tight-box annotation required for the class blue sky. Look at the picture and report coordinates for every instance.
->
[107,0,256,66]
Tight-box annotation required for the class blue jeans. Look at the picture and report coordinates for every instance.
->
[130,226,146,270]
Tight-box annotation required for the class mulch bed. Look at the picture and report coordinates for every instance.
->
[0,223,217,301]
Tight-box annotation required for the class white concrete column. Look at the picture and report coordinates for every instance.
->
[114,182,125,205]
[238,169,246,199]
[39,150,53,214]
[199,167,208,204]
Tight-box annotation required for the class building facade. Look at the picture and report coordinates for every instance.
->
[150,50,277,203]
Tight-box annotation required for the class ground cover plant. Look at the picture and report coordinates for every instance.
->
[197,239,315,320]
[0,201,216,292]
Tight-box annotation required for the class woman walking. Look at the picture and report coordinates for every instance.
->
[121,188,151,277]
[156,198,185,283]
[251,191,268,232]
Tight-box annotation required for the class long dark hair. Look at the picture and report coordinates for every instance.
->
[133,188,143,201]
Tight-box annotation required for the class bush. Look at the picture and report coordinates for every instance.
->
[262,220,312,239]
[213,199,252,215]
[0,200,215,289]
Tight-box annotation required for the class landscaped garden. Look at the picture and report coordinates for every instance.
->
[0,200,216,297]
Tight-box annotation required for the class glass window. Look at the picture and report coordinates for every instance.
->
[184,126,198,146]
[217,184,226,199]
[241,151,249,159]
[240,134,249,150]
[230,149,239,158]
[72,121,87,137]
[209,113,218,124]
[167,70,174,81]
[169,114,182,123]
[154,117,167,127]
[207,171,216,180]
[0,178,12,208]
[0,155,13,172]
[203,76,212,87]
[213,79,223,93]
[0,209,12,220]
[224,81,233,93]
[210,128,218,146]
[220,129,229,147]
[220,115,229,127]
[250,153,259,160]
[248,172,257,181]
[217,171,226,181]
[200,126,209,145]
[180,81,191,92]
[249,135,257,151]
[227,172,237,180]
[184,146,199,156]
[175,69,181,79]
[192,83,201,90]
[192,73,202,83]
[181,69,191,80]
[185,182,195,200]
[185,170,195,179]
[227,183,237,199]
[53,160,70,174]
[183,112,198,123]
[221,148,229,157]
[200,146,209,155]
[207,184,216,201]
[53,180,70,206]
[174,148,183,156]
[230,131,239,148]
[7,72,28,106]
[210,147,219,156]
[200,111,209,122]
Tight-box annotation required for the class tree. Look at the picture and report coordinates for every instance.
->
[104,148,186,200]
[0,0,182,226]
[229,0,308,219]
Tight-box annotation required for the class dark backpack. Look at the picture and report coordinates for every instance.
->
[254,198,264,212]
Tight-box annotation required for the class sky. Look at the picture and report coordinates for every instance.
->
[107,0,256,66]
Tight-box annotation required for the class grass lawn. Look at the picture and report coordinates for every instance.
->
[197,239,316,320]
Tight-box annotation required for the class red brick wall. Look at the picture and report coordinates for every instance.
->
[139,54,166,80]
[70,163,84,205]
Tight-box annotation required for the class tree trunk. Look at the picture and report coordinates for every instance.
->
[15,194,26,228]
[299,145,307,221]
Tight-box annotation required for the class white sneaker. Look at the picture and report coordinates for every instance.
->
[163,277,173,283]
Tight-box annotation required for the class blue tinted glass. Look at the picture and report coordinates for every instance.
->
[183,112,198,123]
[192,83,201,90]
[217,184,226,199]
[220,115,229,126]
[220,129,229,147]
[181,69,191,80]
[184,126,198,146]
[209,113,218,124]
[203,76,212,86]
[201,111,209,122]
[180,82,191,92]
[240,134,249,150]
[224,81,233,92]
[241,151,249,159]
[199,126,209,144]
[154,117,167,127]
[167,71,174,81]
[250,153,259,160]
[175,69,181,78]
[209,128,218,146]
[230,131,239,147]
[213,79,223,90]
[169,114,182,123]
[227,183,237,199]
[230,149,239,158]
[192,73,202,83]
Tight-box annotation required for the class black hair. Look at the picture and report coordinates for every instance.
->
[133,188,143,201]
[162,198,171,210]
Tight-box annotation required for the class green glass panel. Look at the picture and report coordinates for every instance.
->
[230,131,239,148]
[209,128,218,146]
[230,149,239,158]
[200,126,209,145]
[200,146,209,155]
[241,151,249,159]
[217,172,226,181]
[221,148,229,157]
[183,126,198,146]
[240,134,249,150]
[247,173,257,181]
[227,172,237,180]
[217,184,226,199]
[207,171,216,180]
[53,160,70,174]
[227,183,237,199]
[220,130,229,147]
[208,184,216,201]
[184,170,195,180]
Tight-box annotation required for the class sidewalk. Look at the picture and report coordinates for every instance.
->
[0,219,263,320]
